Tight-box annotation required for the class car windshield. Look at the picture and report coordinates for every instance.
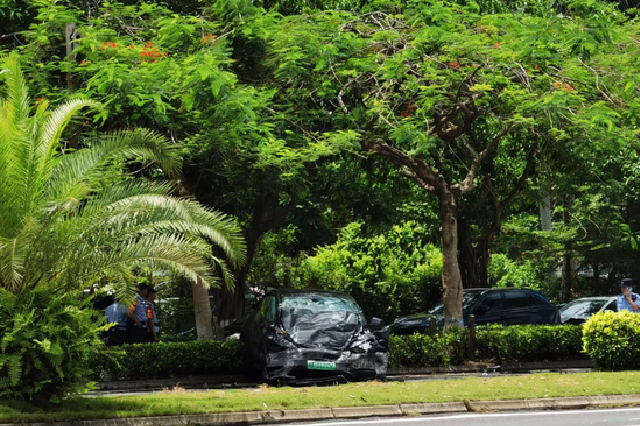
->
[280,294,363,333]
[560,299,609,316]
[428,292,482,314]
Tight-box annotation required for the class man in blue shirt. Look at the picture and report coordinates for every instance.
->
[617,278,640,313]
[105,298,128,346]
[127,283,149,344]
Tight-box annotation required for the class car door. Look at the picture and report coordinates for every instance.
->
[503,290,533,325]
[473,292,505,325]
[528,291,559,324]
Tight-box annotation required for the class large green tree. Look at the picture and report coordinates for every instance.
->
[255,0,633,325]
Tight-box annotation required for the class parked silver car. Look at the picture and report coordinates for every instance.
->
[559,296,617,325]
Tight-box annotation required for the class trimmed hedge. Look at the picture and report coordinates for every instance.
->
[89,325,586,380]
[583,311,640,370]
[388,325,586,368]
[90,340,245,381]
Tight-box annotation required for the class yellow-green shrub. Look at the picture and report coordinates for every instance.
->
[583,311,640,370]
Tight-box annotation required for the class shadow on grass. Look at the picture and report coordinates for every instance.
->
[0,397,151,423]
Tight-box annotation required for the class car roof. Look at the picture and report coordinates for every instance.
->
[569,296,616,301]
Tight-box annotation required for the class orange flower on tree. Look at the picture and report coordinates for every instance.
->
[493,42,500,49]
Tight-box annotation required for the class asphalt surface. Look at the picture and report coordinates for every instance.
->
[286,408,640,426]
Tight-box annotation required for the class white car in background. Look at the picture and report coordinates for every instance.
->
[559,296,617,325]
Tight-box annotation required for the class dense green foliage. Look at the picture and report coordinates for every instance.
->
[389,325,585,368]
[0,287,104,402]
[0,53,245,400]
[91,340,245,381]
[0,54,245,294]
[302,221,443,321]
[583,311,640,370]
[4,0,640,395]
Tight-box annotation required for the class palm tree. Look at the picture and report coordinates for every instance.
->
[0,53,245,302]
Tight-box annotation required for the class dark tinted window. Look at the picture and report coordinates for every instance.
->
[531,292,551,306]
[478,292,504,311]
[505,291,530,308]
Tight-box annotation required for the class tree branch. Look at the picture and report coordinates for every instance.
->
[457,123,516,194]
[577,57,616,106]
[482,143,537,245]
[400,167,436,193]
[365,139,444,192]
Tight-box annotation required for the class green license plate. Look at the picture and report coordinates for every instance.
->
[307,361,337,371]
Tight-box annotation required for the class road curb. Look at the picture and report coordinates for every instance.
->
[3,395,640,426]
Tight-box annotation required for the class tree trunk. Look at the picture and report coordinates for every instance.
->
[458,217,490,289]
[562,195,575,301]
[192,277,215,340]
[441,192,464,328]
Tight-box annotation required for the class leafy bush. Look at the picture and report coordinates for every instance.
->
[388,325,585,368]
[0,287,104,402]
[475,324,585,362]
[302,221,443,322]
[583,311,640,370]
[91,340,245,381]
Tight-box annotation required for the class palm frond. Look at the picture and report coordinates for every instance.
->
[47,129,181,201]
[0,237,24,292]
[0,53,30,129]
[37,98,101,168]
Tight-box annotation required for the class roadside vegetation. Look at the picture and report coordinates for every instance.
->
[3,0,640,404]
[3,372,640,422]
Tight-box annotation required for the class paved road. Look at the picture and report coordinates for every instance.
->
[289,408,640,426]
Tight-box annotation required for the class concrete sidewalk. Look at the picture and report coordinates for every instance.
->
[2,394,639,426]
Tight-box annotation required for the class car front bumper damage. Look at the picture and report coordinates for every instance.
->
[264,348,387,384]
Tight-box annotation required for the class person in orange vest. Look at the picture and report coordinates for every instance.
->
[127,283,149,344]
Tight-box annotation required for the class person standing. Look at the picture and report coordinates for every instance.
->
[127,283,149,344]
[105,297,128,346]
[145,287,160,343]
[617,278,640,313]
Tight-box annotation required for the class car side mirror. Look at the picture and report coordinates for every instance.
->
[369,317,385,330]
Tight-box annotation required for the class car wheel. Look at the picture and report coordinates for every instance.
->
[375,374,387,382]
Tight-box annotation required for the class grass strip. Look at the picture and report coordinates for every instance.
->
[3,372,640,423]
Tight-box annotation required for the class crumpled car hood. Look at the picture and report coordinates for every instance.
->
[287,328,357,350]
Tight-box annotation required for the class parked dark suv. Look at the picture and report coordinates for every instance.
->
[391,288,561,334]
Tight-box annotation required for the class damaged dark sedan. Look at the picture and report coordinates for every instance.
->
[241,289,388,385]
